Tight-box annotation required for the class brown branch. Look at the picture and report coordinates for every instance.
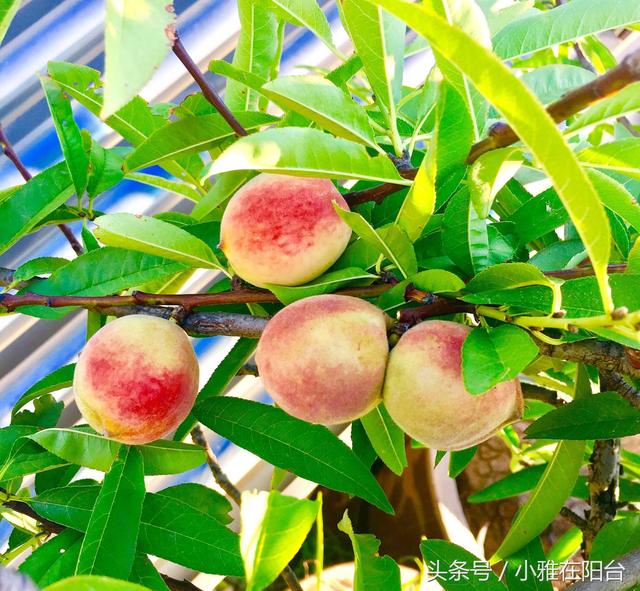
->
[0,125,83,256]
[521,382,565,406]
[544,263,627,279]
[172,35,247,137]
[560,506,588,529]
[600,371,640,410]
[467,48,640,163]
[190,425,304,591]
[161,576,202,591]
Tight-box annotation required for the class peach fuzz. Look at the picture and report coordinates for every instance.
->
[74,315,199,445]
[255,294,389,425]
[383,320,523,451]
[219,173,352,287]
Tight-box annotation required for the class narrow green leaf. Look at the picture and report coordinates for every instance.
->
[195,397,393,513]
[129,555,170,591]
[339,511,401,591]
[586,169,640,233]
[262,75,379,148]
[567,82,640,136]
[341,0,404,148]
[102,0,175,118]
[206,127,409,184]
[44,576,152,591]
[125,112,277,171]
[225,0,279,111]
[492,365,590,561]
[93,213,222,269]
[85,142,125,199]
[421,539,507,590]
[241,490,320,591]
[334,207,416,278]
[468,464,547,503]
[360,404,407,476]
[12,365,75,416]
[126,172,201,202]
[526,392,640,440]
[0,162,74,254]
[76,446,145,578]
[372,0,613,312]
[462,325,539,395]
[191,170,253,221]
[521,65,596,105]
[579,138,640,179]
[590,515,640,563]
[262,0,338,55]
[0,0,21,45]
[19,529,83,587]
[396,150,436,241]
[504,537,553,591]
[266,268,377,305]
[493,0,640,59]
[41,77,88,196]
[449,446,478,478]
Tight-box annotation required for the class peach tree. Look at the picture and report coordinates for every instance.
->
[1,0,640,589]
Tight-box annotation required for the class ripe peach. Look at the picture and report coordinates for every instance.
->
[219,174,352,287]
[74,315,199,444]
[383,320,523,451]
[255,295,389,425]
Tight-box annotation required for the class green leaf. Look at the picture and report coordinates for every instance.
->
[521,65,596,105]
[102,0,175,118]
[76,446,145,578]
[29,429,206,475]
[468,148,522,218]
[191,170,253,221]
[129,555,170,591]
[241,490,320,591]
[93,213,222,269]
[262,75,379,149]
[85,142,125,199]
[126,172,200,202]
[396,150,436,241]
[421,539,507,590]
[492,365,590,561]
[262,0,337,55]
[579,138,640,179]
[0,162,74,254]
[586,169,640,233]
[341,0,403,149]
[338,511,401,591]
[360,404,407,476]
[44,576,152,591]
[463,262,553,295]
[41,77,88,196]
[590,515,640,563]
[0,0,21,45]
[449,446,478,478]
[195,397,393,513]
[372,0,613,312]
[629,238,640,274]
[157,483,232,525]
[266,268,377,305]
[504,537,553,591]
[30,247,188,297]
[225,0,279,111]
[125,112,277,171]
[468,464,547,503]
[19,529,84,587]
[526,392,640,440]
[334,208,416,278]
[567,82,640,136]
[206,127,409,184]
[493,0,640,59]
[32,485,243,576]
[11,256,68,284]
[12,364,75,416]
[462,325,539,395]
[442,188,489,276]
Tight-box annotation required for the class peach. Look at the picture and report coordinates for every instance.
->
[255,295,389,425]
[219,174,352,287]
[74,315,199,445]
[383,320,523,451]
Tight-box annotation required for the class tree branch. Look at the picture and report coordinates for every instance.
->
[0,125,83,256]
[467,48,640,163]
[345,48,640,205]
[521,382,565,406]
[568,549,640,590]
[172,35,247,137]
[190,426,304,591]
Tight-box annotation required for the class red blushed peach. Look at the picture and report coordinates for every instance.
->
[219,174,352,287]
[255,295,389,425]
[74,315,199,445]
[383,320,523,451]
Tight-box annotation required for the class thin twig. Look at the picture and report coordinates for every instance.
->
[0,124,83,255]
[521,382,565,407]
[172,35,247,137]
[560,506,588,529]
[190,425,304,591]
